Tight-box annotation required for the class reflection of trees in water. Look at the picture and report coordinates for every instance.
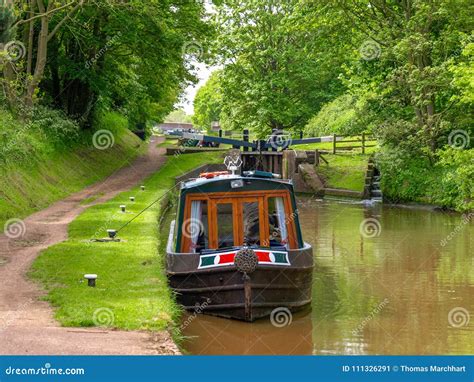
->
[298,197,473,354]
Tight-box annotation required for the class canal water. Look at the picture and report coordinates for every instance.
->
[181,197,473,355]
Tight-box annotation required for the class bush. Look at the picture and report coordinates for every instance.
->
[304,94,366,137]
[376,147,473,212]
[436,148,474,212]
[0,106,81,163]
[30,106,80,147]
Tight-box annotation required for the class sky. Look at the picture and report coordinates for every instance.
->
[175,0,217,115]
[176,61,216,115]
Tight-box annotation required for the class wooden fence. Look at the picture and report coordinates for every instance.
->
[331,133,376,154]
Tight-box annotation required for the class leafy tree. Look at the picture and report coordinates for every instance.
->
[165,109,193,123]
[304,94,367,137]
[2,0,213,132]
[192,70,223,129]
[213,0,345,135]
[324,0,474,156]
[1,0,85,109]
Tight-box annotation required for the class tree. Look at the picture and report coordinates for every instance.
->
[325,0,474,155]
[1,0,85,109]
[192,70,223,129]
[165,109,192,123]
[214,0,344,135]
[1,0,213,132]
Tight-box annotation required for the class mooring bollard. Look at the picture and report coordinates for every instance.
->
[120,205,126,213]
[140,185,145,191]
[107,229,117,239]
[84,274,97,287]
[129,196,135,202]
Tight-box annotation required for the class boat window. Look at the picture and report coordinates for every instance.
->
[216,203,234,249]
[189,200,208,253]
[243,201,260,246]
[267,197,288,248]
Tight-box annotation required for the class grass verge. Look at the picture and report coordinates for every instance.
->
[316,153,370,192]
[30,152,223,332]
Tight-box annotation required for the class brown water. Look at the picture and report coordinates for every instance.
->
[181,197,474,355]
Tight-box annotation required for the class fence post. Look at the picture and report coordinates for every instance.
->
[243,129,249,152]
[332,134,337,154]
[218,129,222,138]
[362,132,366,154]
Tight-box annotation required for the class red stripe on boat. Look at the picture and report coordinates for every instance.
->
[255,251,271,262]
[218,252,235,264]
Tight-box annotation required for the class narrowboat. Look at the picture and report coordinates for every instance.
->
[166,170,313,321]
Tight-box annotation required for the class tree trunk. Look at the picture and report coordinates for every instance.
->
[25,3,49,107]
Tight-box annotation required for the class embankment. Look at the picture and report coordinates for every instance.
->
[0,110,145,228]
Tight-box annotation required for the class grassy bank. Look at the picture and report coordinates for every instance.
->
[317,153,369,192]
[30,152,222,332]
[0,110,144,227]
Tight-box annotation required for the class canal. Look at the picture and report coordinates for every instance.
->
[181,197,473,355]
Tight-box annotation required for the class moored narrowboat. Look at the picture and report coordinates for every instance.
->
[166,170,313,321]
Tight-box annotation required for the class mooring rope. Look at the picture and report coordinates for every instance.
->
[114,182,182,235]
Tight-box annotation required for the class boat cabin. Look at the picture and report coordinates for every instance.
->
[174,171,304,254]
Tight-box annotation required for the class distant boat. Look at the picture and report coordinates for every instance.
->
[166,170,313,321]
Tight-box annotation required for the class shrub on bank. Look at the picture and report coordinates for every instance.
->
[376,147,473,212]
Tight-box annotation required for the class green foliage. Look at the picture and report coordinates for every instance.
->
[436,148,474,211]
[213,0,344,134]
[3,0,213,130]
[304,94,366,137]
[192,70,223,130]
[30,106,80,147]
[376,147,473,212]
[164,109,193,124]
[0,106,80,163]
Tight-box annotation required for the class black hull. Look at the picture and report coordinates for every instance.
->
[167,245,313,322]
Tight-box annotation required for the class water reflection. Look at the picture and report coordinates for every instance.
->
[182,198,474,355]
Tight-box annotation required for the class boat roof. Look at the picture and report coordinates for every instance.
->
[181,173,293,193]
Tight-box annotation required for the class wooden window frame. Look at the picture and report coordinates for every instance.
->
[180,190,298,252]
